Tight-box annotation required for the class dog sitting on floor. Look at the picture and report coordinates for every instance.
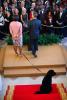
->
[35,70,56,94]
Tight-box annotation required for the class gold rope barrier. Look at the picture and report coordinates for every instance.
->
[42,24,67,29]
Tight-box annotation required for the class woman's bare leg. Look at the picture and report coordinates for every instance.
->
[13,45,18,55]
[18,46,22,55]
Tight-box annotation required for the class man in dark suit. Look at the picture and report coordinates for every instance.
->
[28,11,41,57]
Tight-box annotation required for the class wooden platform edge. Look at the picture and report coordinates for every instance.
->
[0,44,7,73]
[60,46,67,66]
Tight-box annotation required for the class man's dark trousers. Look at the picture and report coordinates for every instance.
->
[30,38,38,55]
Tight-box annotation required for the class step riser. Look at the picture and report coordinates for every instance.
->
[4,67,66,77]
[3,65,66,69]
[4,73,66,77]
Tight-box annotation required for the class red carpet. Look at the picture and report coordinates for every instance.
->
[5,84,67,100]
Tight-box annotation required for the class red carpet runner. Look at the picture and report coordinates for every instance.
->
[4,84,67,100]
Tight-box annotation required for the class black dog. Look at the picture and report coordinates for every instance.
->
[35,70,56,94]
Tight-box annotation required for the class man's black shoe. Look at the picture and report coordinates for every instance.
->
[33,54,37,58]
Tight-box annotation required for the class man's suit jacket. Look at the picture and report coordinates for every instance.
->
[29,18,41,39]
